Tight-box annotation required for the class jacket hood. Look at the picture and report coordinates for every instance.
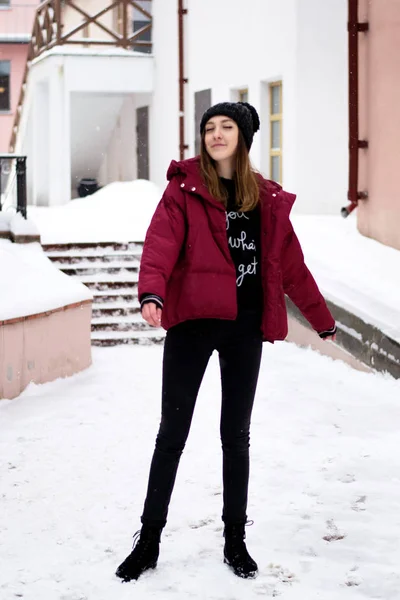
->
[166,156,295,213]
[166,157,202,181]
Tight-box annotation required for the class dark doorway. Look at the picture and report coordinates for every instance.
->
[136,106,149,180]
[194,89,211,155]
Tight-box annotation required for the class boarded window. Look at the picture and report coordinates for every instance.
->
[194,89,211,155]
[0,61,11,112]
[269,81,282,183]
[136,106,149,180]
[238,88,248,103]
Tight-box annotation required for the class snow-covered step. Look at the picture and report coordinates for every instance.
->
[92,299,140,309]
[47,253,142,265]
[84,282,138,292]
[91,315,149,332]
[91,290,138,303]
[59,264,139,277]
[42,242,143,254]
[92,303,141,318]
[79,278,139,292]
[91,329,165,346]
[78,272,139,283]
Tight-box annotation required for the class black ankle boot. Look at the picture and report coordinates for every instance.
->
[116,525,162,582]
[223,523,258,579]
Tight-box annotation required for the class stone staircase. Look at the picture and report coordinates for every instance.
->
[43,242,166,346]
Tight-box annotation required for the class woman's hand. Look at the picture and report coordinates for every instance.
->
[142,302,162,327]
[323,333,337,342]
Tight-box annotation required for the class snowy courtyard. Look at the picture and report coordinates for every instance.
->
[1,341,400,600]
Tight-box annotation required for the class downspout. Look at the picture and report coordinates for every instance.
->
[178,0,188,160]
[342,0,369,217]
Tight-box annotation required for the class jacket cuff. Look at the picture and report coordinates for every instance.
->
[318,325,337,339]
[140,293,164,311]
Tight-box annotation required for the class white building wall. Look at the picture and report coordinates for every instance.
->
[150,0,348,214]
[98,92,152,187]
[16,49,153,206]
[149,0,180,188]
[186,0,299,193]
[294,0,348,213]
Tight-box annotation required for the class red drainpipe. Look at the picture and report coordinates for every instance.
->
[178,0,189,160]
[342,0,369,217]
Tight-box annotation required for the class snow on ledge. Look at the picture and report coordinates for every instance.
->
[0,212,12,233]
[10,213,40,237]
[0,240,92,322]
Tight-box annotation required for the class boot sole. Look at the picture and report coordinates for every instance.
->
[116,561,158,582]
[224,557,258,579]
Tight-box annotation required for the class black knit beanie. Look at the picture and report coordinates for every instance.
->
[200,101,260,150]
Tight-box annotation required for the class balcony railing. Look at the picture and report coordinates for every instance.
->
[0,4,38,39]
[9,0,153,152]
[0,155,27,218]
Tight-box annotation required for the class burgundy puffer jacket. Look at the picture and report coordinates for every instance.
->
[138,157,335,343]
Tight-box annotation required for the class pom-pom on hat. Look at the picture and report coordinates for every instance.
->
[200,101,260,150]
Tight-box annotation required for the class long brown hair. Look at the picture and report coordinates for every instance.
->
[199,130,260,212]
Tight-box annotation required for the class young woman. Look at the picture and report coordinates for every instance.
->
[116,102,336,582]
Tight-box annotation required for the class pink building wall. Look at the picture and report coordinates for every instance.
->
[358,0,400,251]
[0,44,29,152]
[0,301,93,400]
[0,1,38,152]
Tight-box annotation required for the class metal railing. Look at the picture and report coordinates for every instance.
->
[9,0,153,152]
[0,155,27,218]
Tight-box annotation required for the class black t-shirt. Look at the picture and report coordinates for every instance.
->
[221,177,263,313]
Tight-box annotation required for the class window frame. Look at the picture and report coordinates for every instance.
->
[269,81,283,183]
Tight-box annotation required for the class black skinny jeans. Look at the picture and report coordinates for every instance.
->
[141,310,263,528]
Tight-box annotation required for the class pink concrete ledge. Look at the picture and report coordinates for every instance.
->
[0,300,93,400]
[286,316,371,373]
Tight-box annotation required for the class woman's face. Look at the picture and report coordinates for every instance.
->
[204,116,239,163]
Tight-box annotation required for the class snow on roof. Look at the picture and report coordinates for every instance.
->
[31,45,151,67]
[28,179,161,245]
[0,34,31,43]
[0,240,92,322]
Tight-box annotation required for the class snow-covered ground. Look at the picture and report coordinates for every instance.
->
[28,180,161,244]
[1,342,399,599]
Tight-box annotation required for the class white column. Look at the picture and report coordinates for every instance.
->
[32,80,49,206]
[47,58,71,206]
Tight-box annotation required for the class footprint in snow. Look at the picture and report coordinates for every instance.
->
[345,565,362,587]
[351,495,367,512]
[323,519,346,542]
[189,517,214,529]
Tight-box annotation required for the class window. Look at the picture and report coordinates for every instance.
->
[269,81,282,183]
[132,0,152,54]
[0,61,11,112]
[114,1,152,53]
[238,88,248,103]
[0,1,11,7]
